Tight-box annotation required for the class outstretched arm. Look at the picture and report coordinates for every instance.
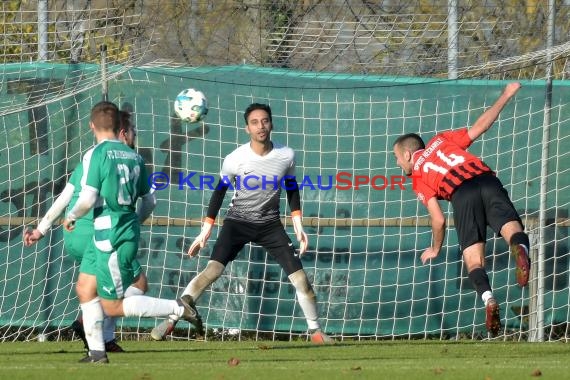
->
[23,183,75,246]
[284,177,301,214]
[63,187,98,230]
[420,197,446,264]
[136,191,157,223]
[284,177,308,256]
[467,82,521,141]
[187,179,229,257]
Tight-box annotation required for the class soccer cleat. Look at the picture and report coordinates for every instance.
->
[309,329,334,345]
[511,244,530,287]
[104,339,125,353]
[150,319,177,341]
[78,354,109,364]
[71,319,89,352]
[485,298,501,337]
[177,295,204,335]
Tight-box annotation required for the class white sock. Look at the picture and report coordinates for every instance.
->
[122,295,182,318]
[103,283,145,341]
[80,297,105,352]
[102,315,116,343]
[124,285,144,298]
[298,295,320,331]
[482,290,494,306]
[182,260,224,303]
[288,270,320,331]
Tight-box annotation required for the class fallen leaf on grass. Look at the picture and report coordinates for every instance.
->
[227,357,240,367]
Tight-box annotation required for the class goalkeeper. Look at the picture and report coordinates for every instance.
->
[151,103,333,344]
[23,110,146,353]
[392,82,530,337]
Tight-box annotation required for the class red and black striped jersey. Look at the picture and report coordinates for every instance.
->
[411,128,493,206]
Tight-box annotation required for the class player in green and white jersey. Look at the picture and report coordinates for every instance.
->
[23,110,147,353]
[63,101,201,363]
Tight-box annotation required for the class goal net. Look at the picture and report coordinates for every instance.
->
[1,1,569,343]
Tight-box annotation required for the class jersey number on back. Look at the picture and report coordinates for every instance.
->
[117,163,141,205]
[423,150,465,175]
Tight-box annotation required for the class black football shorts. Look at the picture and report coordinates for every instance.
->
[210,218,303,275]
[450,173,522,251]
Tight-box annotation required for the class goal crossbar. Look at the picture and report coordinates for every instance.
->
[4,216,569,228]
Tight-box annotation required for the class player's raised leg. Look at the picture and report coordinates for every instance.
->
[150,260,224,340]
[500,222,531,287]
[148,296,201,340]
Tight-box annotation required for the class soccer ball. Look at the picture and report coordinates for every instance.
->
[174,88,208,123]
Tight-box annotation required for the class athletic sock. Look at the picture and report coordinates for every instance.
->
[124,285,145,298]
[288,270,320,331]
[122,296,180,317]
[510,231,530,252]
[80,297,105,352]
[467,267,492,298]
[482,290,494,306]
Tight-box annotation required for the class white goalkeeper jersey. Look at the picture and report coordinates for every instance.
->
[220,141,295,224]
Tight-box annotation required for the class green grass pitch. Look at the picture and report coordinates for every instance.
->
[0,339,568,379]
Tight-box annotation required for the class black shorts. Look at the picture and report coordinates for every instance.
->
[450,173,522,250]
[210,218,303,276]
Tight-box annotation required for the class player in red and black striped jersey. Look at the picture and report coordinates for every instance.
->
[410,128,493,203]
[393,82,530,337]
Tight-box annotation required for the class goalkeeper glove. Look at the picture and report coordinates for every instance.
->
[291,212,308,257]
[188,218,214,257]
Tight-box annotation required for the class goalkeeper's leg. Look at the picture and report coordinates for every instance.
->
[150,260,224,340]
[288,269,334,344]
[262,227,334,345]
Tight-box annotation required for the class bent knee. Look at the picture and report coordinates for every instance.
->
[76,273,97,303]
[132,273,149,293]
[204,260,225,281]
[288,269,314,296]
[101,299,123,317]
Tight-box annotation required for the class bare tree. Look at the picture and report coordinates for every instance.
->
[1,0,569,77]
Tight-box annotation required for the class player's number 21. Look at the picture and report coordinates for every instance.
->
[117,163,141,205]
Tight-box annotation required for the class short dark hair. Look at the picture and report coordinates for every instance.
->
[393,133,425,152]
[119,110,133,133]
[244,103,272,124]
[91,101,119,134]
